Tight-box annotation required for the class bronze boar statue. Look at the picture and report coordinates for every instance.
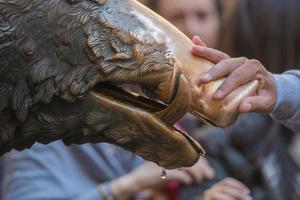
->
[0,0,258,169]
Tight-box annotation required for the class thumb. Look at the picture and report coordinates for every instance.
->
[239,96,270,113]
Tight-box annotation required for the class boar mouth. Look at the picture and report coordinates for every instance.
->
[89,72,205,168]
[93,83,203,151]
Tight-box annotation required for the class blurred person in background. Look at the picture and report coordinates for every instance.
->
[2,141,214,200]
[148,0,222,48]
[181,0,300,199]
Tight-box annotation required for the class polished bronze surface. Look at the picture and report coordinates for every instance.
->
[0,0,256,168]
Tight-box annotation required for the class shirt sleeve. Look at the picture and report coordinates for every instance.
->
[270,70,300,133]
[1,142,117,200]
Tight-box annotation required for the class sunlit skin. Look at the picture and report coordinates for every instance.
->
[157,0,220,48]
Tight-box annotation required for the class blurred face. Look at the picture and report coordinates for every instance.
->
[157,0,220,48]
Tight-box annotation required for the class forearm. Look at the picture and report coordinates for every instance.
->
[110,173,143,200]
[271,70,300,132]
[110,166,165,200]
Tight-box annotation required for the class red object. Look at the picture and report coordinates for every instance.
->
[163,181,182,200]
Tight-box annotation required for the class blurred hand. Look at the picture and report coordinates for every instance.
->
[137,189,168,200]
[204,178,252,200]
[191,36,277,113]
[130,157,214,189]
[111,157,214,199]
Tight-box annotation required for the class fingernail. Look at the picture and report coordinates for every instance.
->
[193,35,200,42]
[200,73,212,82]
[214,90,224,99]
[194,37,202,44]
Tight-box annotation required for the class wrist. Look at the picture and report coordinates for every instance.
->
[110,173,142,200]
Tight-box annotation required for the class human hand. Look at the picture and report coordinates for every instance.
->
[130,157,214,190]
[137,189,168,200]
[111,157,214,199]
[191,36,277,113]
[204,178,252,200]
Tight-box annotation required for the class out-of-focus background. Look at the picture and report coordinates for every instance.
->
[0,0,300,200]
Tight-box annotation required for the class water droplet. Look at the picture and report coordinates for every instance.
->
[161,167,167,179]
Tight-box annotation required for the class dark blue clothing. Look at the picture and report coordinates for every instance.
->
[1,142,143,200]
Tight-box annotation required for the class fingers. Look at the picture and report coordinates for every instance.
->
[177,172,194,185]
[199,57,247,84]
[206,191,251,200]
[202,59,265,100]
[208,192,237,200]
[204,178,252,200]
[192,45,230,64]
[192,36,207,47]
[219,178,250,198]
[221,187,249,200]
[182,157,215,183]
[213,59,258,99]
[238,71,277,113]
[220,178,249,191]
[168,170,193,185]
[167,157,215,184]
[199,158,215,180]
[239,95,274,113]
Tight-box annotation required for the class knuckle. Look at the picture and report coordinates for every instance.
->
[248,59,263,69]
[237,56,248,63]
[219,59,230,66]
[249,58,261,65]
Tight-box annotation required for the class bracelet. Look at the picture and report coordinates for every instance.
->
[99,184,116,200]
